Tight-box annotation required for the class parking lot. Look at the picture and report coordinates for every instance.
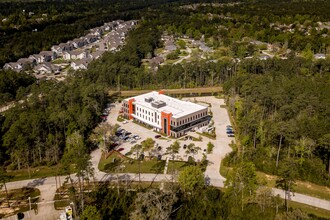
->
[103,96,234,186]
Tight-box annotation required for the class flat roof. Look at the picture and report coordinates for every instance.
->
[125,91,207,119]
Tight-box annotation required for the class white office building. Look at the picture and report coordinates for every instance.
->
[121,91,210,137]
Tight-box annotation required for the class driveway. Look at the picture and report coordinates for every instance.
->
[182,97,233,187]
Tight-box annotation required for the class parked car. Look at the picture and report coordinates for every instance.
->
[226,130,235,134]
[155,135,161,139]
[157,155,162,160]
[123,120,128,124]
[228,134,235,137]
[226,125,232,129]
[131,140,136,144]
[117,148,124,152]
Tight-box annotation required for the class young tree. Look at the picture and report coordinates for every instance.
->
[130,144,143,182]
[206,142,214,154]
[318,134,330,176]
[81,205,101,220]
[0,167,12,208]
[166,141,180,160]
[178,166,204,193]
[276,158,297,213]
[225,162,258,212]
[90,123,116,158]
[62,131,93,215]
[142,138,155,156]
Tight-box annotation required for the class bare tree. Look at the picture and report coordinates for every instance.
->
[130,189,178,220]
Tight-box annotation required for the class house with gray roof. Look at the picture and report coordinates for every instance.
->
[33,62,61,75]
[71,58,92,70]
[63,50,88,60]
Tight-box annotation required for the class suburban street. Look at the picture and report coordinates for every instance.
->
[2,96,330,220]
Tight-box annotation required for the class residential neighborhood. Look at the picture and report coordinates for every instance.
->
[2,20,138,80]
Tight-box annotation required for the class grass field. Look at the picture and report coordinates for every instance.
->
[7,166,60,182]
[257,171,330,201]
[99,151,165,173]
[220,163,330,201]
[288,201,330,219]
[167,160,189,173]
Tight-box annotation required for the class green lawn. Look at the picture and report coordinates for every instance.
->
[7,166,59,182]
[99,151,165,174]
[196,132,216,140]
[220,162,330,201]
[257,171,330,201]
[167,160,189,173]
[288,200,330,219]
[117,116,125,122]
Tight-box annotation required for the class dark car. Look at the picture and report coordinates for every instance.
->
[117,148,124,152]
[157,155,162,160]
[228,134,235,137]
[155,135,161,139]
[183,144,187,149]
[110,143,119,148]
[226,130,235,134]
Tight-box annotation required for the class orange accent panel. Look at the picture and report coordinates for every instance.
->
[161,111,172,136]
[128,98,135,120]
[158,90,165,95]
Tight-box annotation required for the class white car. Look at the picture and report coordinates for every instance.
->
[123,120,128,124]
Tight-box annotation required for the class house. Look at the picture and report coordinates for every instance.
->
[33,62,61,75]
[89,28,103,37]
[29,54,43,64]
[63,50,88,60]
[89,50,105,60]
[259,55,270,60]
[85,35,99,44]
[39,51,56,62]
[199,43,212,52]
[17,58,36,68]
[71,58,92,70]
[314,53,326,59]
[149,56,164,70]
[108,36,123,51]
[4,58,35,72]
[165,41,177,52]
[51,43,72,56]
[3,62,23,72]
[71,38,87,48]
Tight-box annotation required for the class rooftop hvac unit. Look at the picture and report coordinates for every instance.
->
[151,100,166,108]
[145,97,154,103]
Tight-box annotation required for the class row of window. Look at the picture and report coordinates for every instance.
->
[136,113,158,124]
[171,111,207,126]
[135,106,160,119]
